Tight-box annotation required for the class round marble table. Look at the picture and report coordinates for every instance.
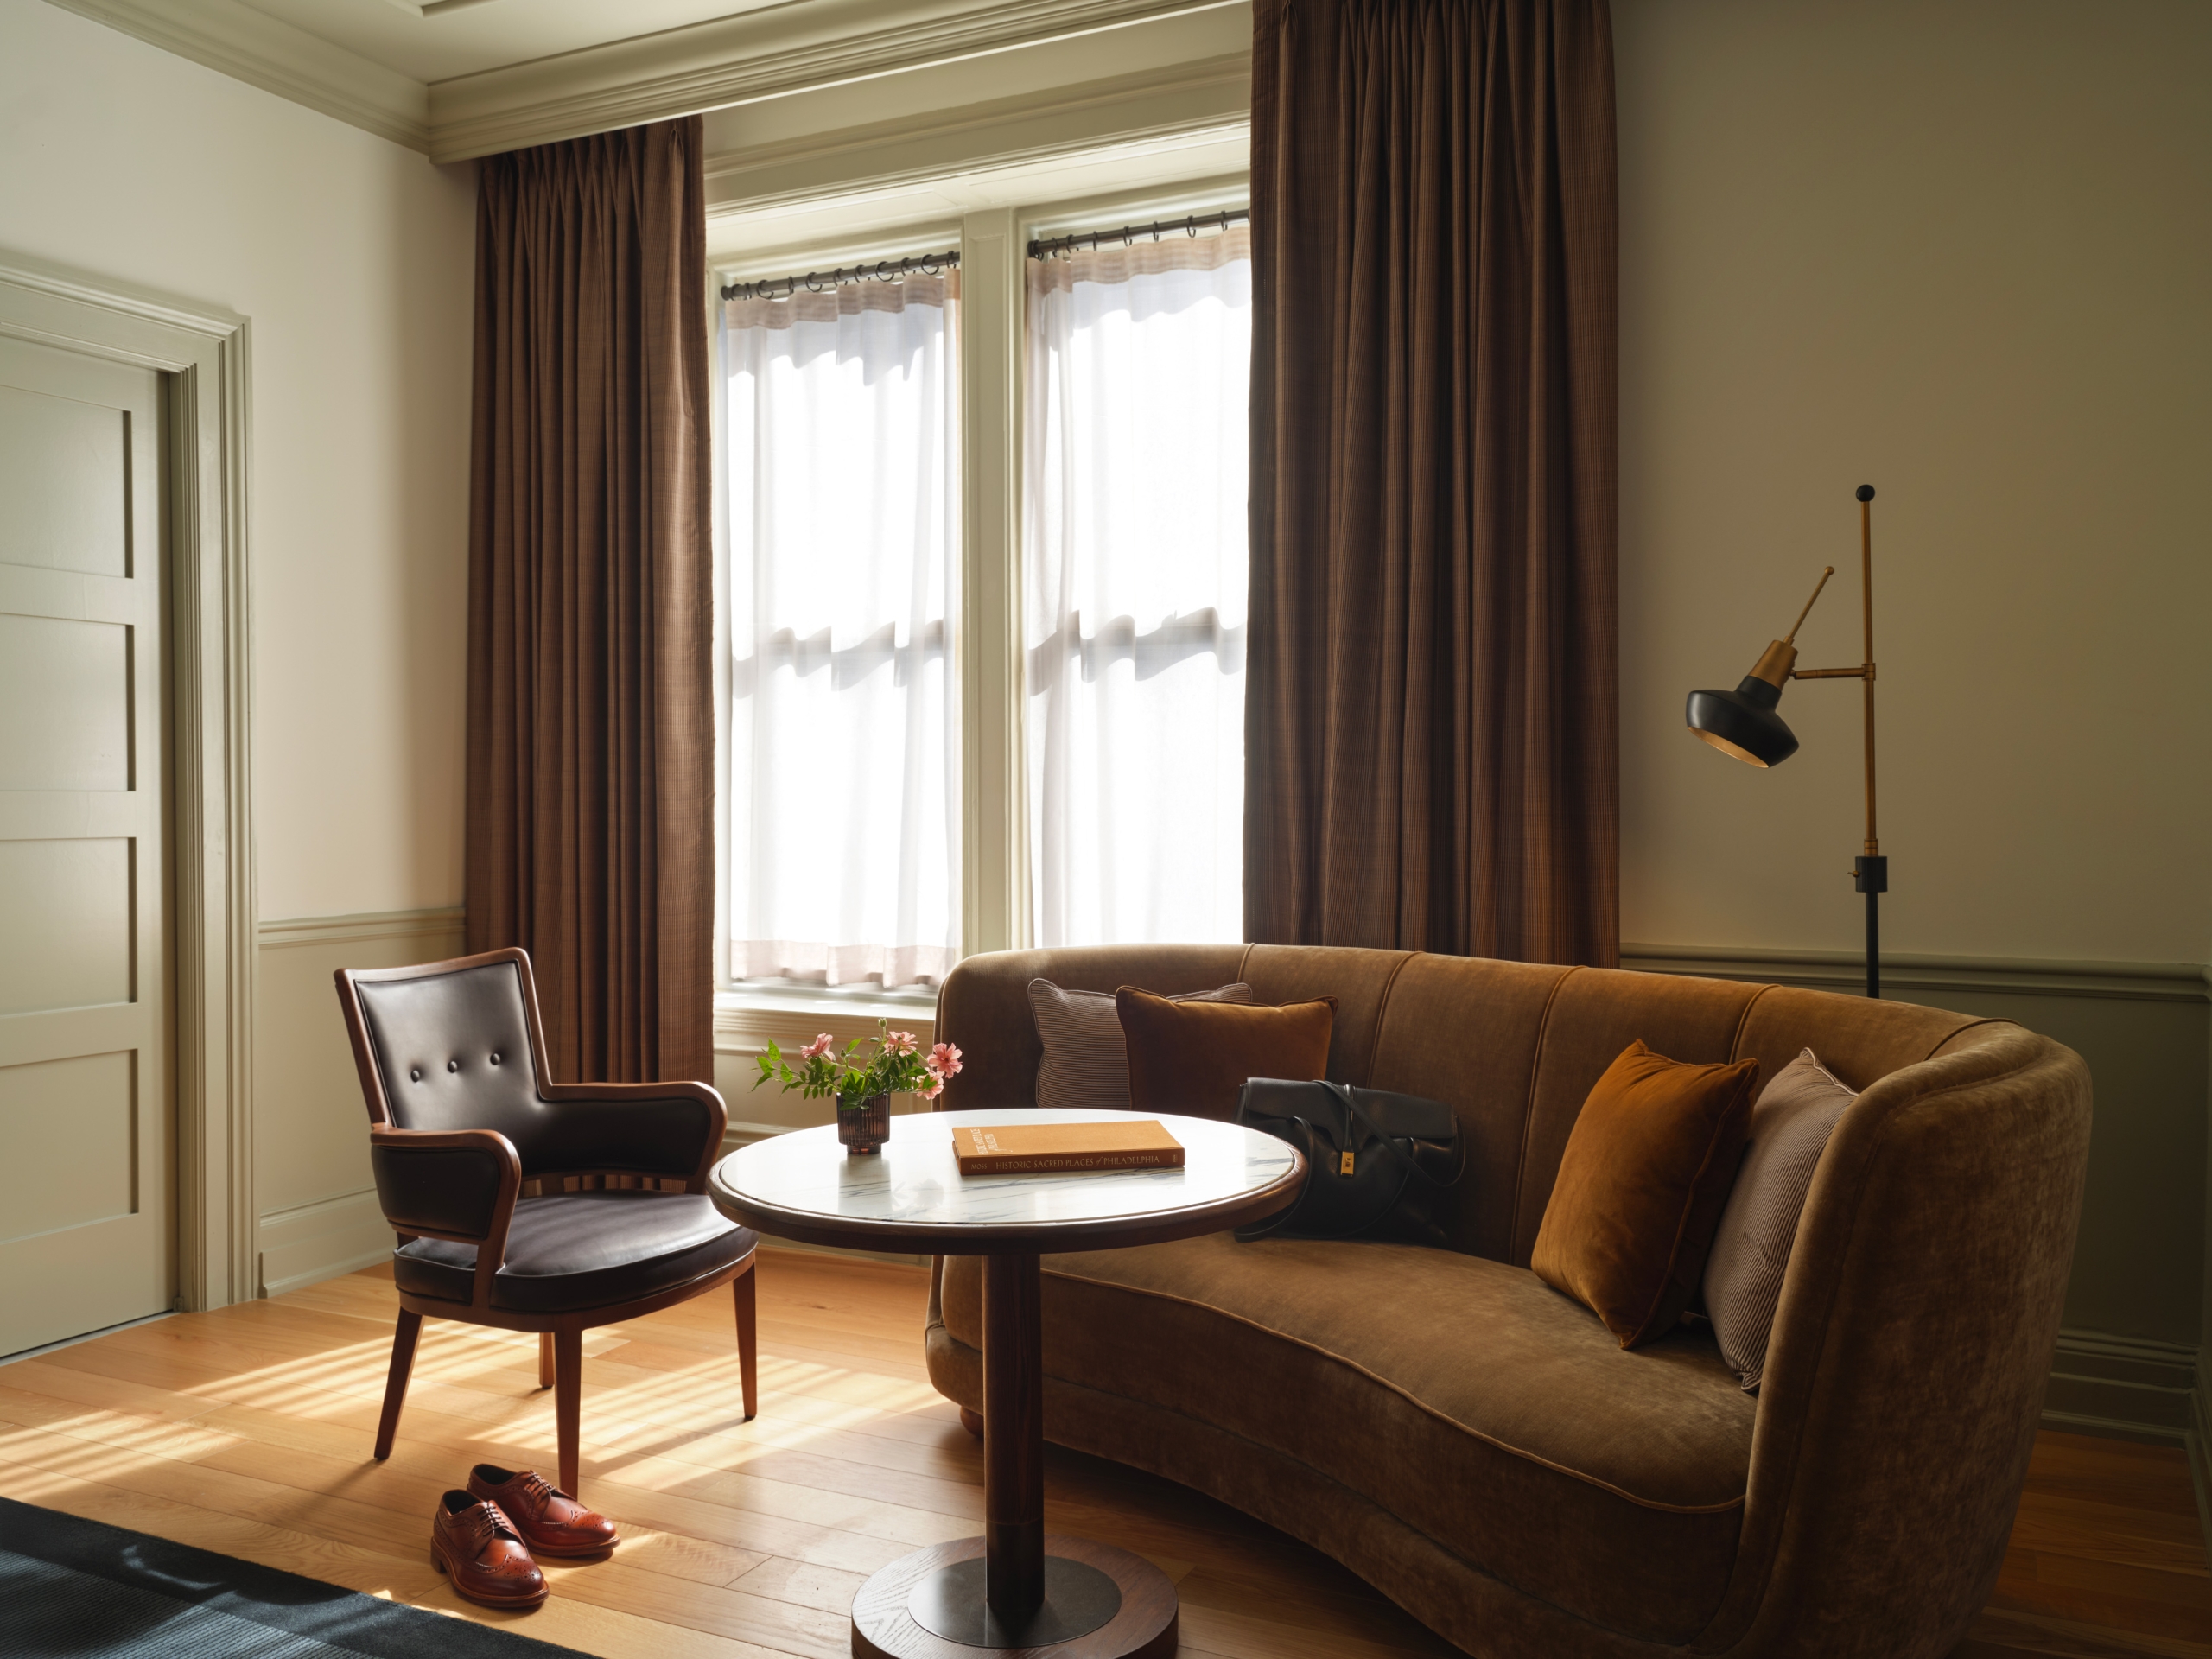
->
[710,1108,1305,1659]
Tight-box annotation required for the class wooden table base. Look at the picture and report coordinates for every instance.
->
[852,1535,1177,1659]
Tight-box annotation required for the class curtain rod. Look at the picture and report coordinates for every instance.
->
[1027,208,1249,262]
[720,249,959,303]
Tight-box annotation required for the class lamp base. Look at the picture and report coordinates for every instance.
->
[1854,857,1888,999]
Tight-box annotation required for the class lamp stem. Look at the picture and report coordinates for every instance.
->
[1865,887,1880,1001]
[1861,497,1877,856]
[1853,487,1885,998]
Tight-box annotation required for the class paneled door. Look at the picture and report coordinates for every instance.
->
[0,334,172,1356]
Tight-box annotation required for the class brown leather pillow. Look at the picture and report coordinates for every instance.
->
[1115,987,1337,1122]
[1532,1039,1759,1349]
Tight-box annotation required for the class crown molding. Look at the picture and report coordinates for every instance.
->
[426,0,1242,163]
[703,51,1248,216]
[44,0,432,153]
[43,0,1246,167]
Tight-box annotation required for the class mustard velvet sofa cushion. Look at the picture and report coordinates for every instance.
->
[1531,1039,1760,1347]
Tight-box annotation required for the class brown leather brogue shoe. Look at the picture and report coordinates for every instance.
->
[467,1464,620,1557]
[430,1491,548,1609]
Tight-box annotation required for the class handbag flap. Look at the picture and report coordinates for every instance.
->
[1348,1087,1459,1142]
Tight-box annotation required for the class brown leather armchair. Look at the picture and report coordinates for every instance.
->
[335,947,758,1497]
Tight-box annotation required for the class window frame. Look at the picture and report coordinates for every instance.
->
[709,172,1253,1025]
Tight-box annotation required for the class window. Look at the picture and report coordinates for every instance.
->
[715,207,1250,995]
[720,263,962,988]
[1022,227,1253,945]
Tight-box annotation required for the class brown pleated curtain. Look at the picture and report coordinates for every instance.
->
[465,117,715,1083]
[1246,0,1619,966]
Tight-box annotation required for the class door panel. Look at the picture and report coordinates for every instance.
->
[0,1052,137,1243]
[0,378,129,576]
[0,334,170,1355]
[0,838,133,1015]
[0,613,133,789]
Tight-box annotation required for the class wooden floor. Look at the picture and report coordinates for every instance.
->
[0,1251,2202,1659]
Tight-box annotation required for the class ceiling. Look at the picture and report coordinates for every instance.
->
[235,0,787,87]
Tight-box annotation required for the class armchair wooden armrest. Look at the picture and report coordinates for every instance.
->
[367,1126,522,1311]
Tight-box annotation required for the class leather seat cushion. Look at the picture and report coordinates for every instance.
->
[941,1234,1757,1643]
[395,1192,755,1313]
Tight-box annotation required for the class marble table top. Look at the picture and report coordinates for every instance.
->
[709,1108,1304,1255]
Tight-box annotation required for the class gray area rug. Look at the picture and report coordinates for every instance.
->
[0,1496,575,1658]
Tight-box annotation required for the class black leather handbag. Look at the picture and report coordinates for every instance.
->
[1234,1078,1465,1246]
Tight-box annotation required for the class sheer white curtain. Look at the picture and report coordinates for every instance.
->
[1024,228,1251,947]
[722,275,961,987]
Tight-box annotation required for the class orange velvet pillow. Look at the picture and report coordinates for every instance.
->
[1532,1040,1759,1349]
[1115,987,1337,1121]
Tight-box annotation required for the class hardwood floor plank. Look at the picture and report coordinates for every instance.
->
[0,1355,235,1421]
[6,1254,2202,1659]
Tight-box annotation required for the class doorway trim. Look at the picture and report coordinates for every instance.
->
[0,251,256,1313]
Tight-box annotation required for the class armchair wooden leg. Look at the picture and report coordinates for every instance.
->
[374,1309,421,1462]
[734,1262,759,1422]
[553,1327,582,1498]
[538,1332,554,1390]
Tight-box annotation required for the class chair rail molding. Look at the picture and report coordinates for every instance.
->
[0,249,257,1315]
[258,906,467,951]
[1619,941,2212,1005]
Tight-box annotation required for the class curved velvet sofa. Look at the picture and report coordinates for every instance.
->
[925,944,2092,1659]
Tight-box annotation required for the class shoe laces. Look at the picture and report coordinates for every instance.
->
[511,1470,558,1510]
[473,1500,523,1544]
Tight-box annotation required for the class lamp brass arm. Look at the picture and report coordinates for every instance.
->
[1792,664,1875,680]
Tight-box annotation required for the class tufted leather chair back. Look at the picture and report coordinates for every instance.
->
[344,952,557,1162]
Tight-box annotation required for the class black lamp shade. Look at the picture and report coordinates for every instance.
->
[1686,676,1799,767]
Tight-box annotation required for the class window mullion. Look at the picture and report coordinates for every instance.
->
[958,207,1030,957]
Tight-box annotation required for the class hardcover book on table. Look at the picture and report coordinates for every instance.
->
[955,1119,1185,1175]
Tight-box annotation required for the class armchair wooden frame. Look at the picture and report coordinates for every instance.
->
[336,948,758,1499]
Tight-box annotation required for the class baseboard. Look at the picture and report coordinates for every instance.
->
[257,1189,391,1298]
[2191,1348,2212,1567]
[2040,1328,2198,1444]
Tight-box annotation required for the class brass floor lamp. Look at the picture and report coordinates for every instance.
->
[1684,486,1888,997]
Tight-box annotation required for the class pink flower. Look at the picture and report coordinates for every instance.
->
[920,1076,944,1100]
[799,1033,835,1061]
[928,1041,963,1078]
[884,1030,919,1056]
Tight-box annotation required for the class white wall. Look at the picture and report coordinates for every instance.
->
[0,0,475,926]
[0,0,476,1258]
[1613,0,2212,967]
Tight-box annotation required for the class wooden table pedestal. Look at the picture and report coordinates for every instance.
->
[851,1253,1176,1658]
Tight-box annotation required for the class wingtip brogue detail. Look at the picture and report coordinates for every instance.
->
[467,1463,620,1557]
[431,1491,549,1609]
